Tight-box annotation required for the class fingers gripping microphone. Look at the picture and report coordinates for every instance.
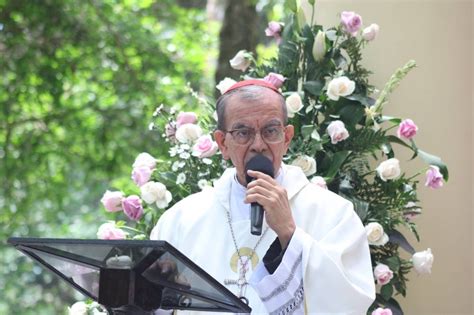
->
[245,154,274,235]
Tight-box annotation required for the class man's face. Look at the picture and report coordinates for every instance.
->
[214,89,294,185]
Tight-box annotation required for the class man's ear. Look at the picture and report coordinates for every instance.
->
[283,124,294,152]
[214,130,230,160]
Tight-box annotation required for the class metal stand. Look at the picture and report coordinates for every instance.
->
[109,305,155,315]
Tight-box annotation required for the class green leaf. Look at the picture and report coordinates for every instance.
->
[351,197,369,221]
[388,230,415,255]
[323,150,351,179]
[303,80,324,96]
[345,94,375,107]
[386,135,415,152]
[393,280,407,297]
[417,149,449,181]
[385,256,401,272]
[301,125,313,138]
[339,104,366,127]
[311,129,321,141]
[380,284,394,301]
[157,171,177,186]
[285,0,298,12]
[386,298,404,315]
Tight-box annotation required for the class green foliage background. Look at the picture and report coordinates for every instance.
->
[0,0,218,313]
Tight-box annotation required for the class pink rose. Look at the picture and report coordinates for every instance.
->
[122,195,143,221]
[397,119,418,139]
[362,23,380,41]
[192,135,218,158]
[327,120,349,144]
[265,21,283,43]
[132,152,156,169]
[425,165,443,189]
[263,72,286,89]
[372,308,393,315]
[176,112,198,128]
[373,263,394,285]
[97,222,127,240]
[100,190,124,212]
[341,11,363,36]
[131,166,153,186]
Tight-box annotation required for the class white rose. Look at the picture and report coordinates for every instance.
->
[68,301,88,315]
[176,173,186,185]
[412,248,434,274]
[291,155,317,176]
[365,222,389,246]
[175,123,203,143]
[310,176,327,189]
[362,23,380,41]
[327,120,349,144]
[376,158,401,181]
[286,93,303,118]
[216,77,237,94]
[198,179,211,190]
[312,30,326,61]
[132,152,156,169]
[326,76,356,101]
[229,50,251,72]
[140,181,172,209]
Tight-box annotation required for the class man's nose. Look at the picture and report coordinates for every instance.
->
[249,131,268,152]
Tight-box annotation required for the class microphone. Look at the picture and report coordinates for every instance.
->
[245,154,274,235]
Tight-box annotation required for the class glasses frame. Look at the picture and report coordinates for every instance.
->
[224,124,287,145]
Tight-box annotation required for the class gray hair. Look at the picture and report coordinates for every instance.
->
[215,85,288,131]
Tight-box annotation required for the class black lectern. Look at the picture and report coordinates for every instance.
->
[8,238,251,314]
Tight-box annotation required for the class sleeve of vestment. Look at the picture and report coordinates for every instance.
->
[250,200,375,315]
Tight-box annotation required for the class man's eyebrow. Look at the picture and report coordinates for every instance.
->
[230,122,251,129]
[230,120,282,129]
[264,119,283,127]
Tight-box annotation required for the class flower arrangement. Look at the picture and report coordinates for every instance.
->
[89,3,448,315]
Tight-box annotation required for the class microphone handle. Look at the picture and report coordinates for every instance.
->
[250,203,264,235]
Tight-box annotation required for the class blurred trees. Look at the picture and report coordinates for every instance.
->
[0,0,284,312]
[215,0,258,93]
[0,0,216,313]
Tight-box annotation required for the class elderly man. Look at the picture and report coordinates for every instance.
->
[151,80,375,314]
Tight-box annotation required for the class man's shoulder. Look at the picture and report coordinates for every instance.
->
[292,184,360,236]
[304,183,352,207]
[159,187,217,222]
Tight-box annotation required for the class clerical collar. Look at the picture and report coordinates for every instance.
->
[230,168,284,222]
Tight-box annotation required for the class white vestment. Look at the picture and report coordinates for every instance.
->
[150,165,375,314]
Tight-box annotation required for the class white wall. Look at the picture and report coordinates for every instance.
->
[302,1,473,314]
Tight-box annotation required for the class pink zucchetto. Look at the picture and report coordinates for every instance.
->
[223,79,282,95]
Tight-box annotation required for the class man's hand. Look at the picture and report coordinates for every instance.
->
[245,170,296,249]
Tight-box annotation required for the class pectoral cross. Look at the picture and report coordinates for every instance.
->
[224,259,250,304]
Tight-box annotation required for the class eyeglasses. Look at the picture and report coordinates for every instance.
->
[225,125,286,145]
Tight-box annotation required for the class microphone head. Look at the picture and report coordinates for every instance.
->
[245,154,274,184]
